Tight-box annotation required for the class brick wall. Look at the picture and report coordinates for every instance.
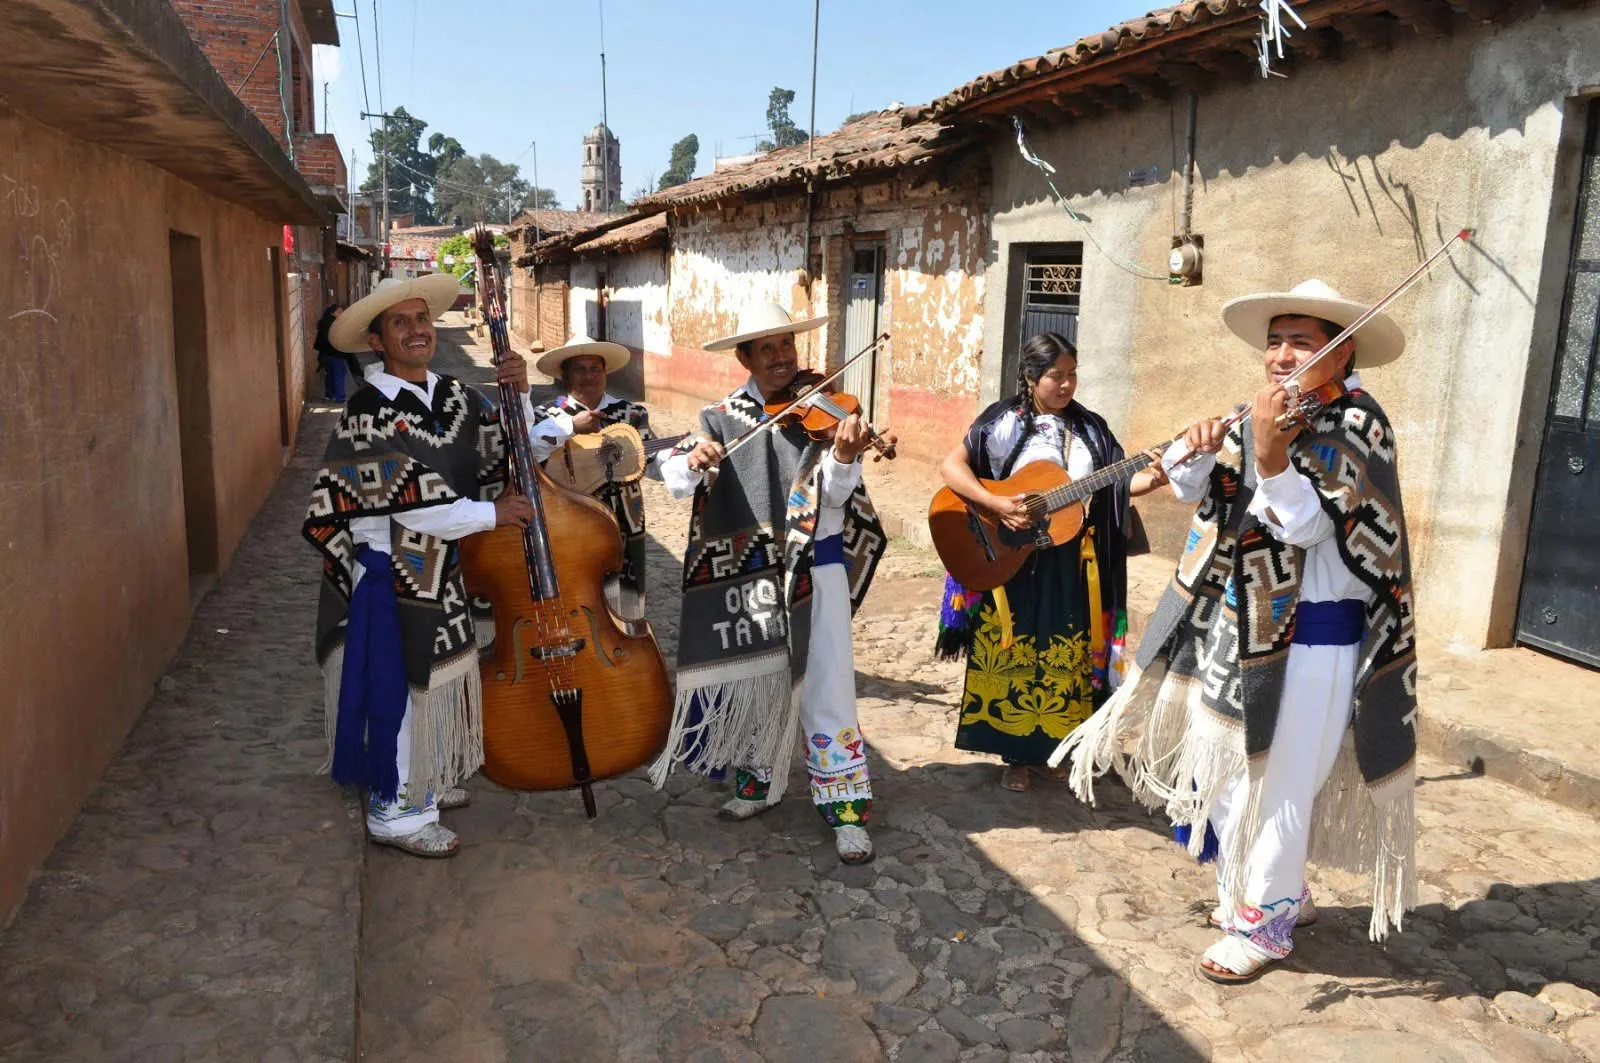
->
[173,0,287,145]
[293,132,346,191]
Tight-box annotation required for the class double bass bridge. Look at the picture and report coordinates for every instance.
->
[510,618,587,684]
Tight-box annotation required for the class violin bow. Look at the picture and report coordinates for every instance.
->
[719,332,891,460]
[1214,228,1473,438]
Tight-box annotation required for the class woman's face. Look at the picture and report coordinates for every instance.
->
[1029,353,1078,415]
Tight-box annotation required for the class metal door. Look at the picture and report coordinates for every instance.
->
[1003,244,1082,394]
[1517,102,1600,666]
[839,242,883,418]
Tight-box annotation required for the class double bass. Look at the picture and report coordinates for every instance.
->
[460,228,673,817]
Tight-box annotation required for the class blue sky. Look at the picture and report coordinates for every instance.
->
[315,0,1158,212]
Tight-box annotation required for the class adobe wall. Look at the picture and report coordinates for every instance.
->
[0,114,291,923]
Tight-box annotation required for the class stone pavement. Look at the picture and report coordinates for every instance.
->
[832,427,1600,820]
[0,402,363,1059]
[3,320,1599,1062]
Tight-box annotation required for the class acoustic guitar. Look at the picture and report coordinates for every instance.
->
[927,450,1160,592]
[542,423,689,496]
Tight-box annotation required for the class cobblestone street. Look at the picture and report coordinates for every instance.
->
[3,323,1600,1062]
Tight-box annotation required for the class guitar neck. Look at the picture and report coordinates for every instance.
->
[642,432,690,457]
[1035,435,1179,515]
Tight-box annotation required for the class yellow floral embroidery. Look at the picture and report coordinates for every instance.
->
[961,603,1095,739]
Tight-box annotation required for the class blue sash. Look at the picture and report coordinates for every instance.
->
[1292,599,1365,647]
[814,533,845,568]
[332,546,409,802]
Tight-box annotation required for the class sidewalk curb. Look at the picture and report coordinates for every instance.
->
[1416,715,1600,816]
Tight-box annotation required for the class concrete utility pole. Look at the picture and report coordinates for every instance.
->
[361,110,395,275]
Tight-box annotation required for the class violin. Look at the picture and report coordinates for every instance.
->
[1273,376,1350,432]
[762,370,899,461]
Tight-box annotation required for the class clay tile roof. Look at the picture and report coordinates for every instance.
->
[905,0,1479,122]
[632,108,969,210]
[572,213,667,255]
[519,211,650,265]
[910,0,1259,121]
[508,209,610,238]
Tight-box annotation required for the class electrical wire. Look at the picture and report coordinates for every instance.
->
[1012,117,1168,282]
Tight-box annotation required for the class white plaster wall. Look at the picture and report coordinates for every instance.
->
[980,6,1600,651]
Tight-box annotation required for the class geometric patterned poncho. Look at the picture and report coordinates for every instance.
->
[303,374,508,801]
[648,386,887,804]
[1058,387,1419,940]
[534,393,654,618]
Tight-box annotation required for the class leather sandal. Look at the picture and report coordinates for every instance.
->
[369,822,460,859]
[1197,935,1280,985]
[1000,764,1031,792]
[835,825,874,865]
[438,787,471,811]
[720,794,781,821]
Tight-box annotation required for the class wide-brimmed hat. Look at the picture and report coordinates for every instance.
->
[534,336,631,379]
[330,274,465,353]
[704,301,827,352]
[1221,279,1406,368]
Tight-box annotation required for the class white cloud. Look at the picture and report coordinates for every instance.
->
[314,44,341,86]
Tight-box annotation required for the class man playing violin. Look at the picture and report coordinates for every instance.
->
[527,336,660,621]
[1058,280,1420,983]
[651,301,891,865]
[303,276,538,860]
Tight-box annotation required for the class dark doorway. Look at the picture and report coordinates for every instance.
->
[1518,101,1600,667]
[1003,242,1083,394]
[168,232,218,584]
[270,246,292,443]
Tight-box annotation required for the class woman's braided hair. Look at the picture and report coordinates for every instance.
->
[999,331,1078,477]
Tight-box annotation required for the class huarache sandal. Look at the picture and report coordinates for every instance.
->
[835,825,875,865]
[1197,935,1280,985]
[369,822,460,859]
[1000,764,1031,792]
[720,794,781,820]
[438,786,471,811]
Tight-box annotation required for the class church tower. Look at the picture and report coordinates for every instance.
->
[580,124,621,212]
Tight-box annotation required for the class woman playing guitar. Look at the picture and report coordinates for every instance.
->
[933,332,1166,792]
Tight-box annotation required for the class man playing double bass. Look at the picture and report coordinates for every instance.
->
[303,275,539,859]
[650,301,890,865]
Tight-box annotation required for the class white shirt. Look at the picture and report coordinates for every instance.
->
[982,409,1096,480]
[348,368,540,578]
[656,378,863,538]
[1160,374,1373,606]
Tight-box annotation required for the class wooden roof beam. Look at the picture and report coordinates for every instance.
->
[1464,0,1537,23]
[1294,26,1345,60]
[1388,0,1457,36]
[1116,72,1173,101]
[1331,13,1398,49]
[1153,60,1218,94]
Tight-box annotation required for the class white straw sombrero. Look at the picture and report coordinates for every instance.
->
[1221,279,1406,367]
[704,301,828,352]
[534,335,631,378]
[330,274,465,353]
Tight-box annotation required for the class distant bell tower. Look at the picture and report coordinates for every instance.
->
[580,123,621,212]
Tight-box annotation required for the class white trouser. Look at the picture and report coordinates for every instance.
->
[741,561,871,818]
[364,697,441,837]
[1211,642,1357,915]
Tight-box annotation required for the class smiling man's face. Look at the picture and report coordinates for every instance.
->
[368,297,436,379]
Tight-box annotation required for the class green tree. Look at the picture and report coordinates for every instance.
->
[658,133,699,190]
[758,88,808,151]
[434,231,508,282]
[840,111,875,127]
[435,153,534,225]
[361,106,439,223]
[530,188,561,209]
